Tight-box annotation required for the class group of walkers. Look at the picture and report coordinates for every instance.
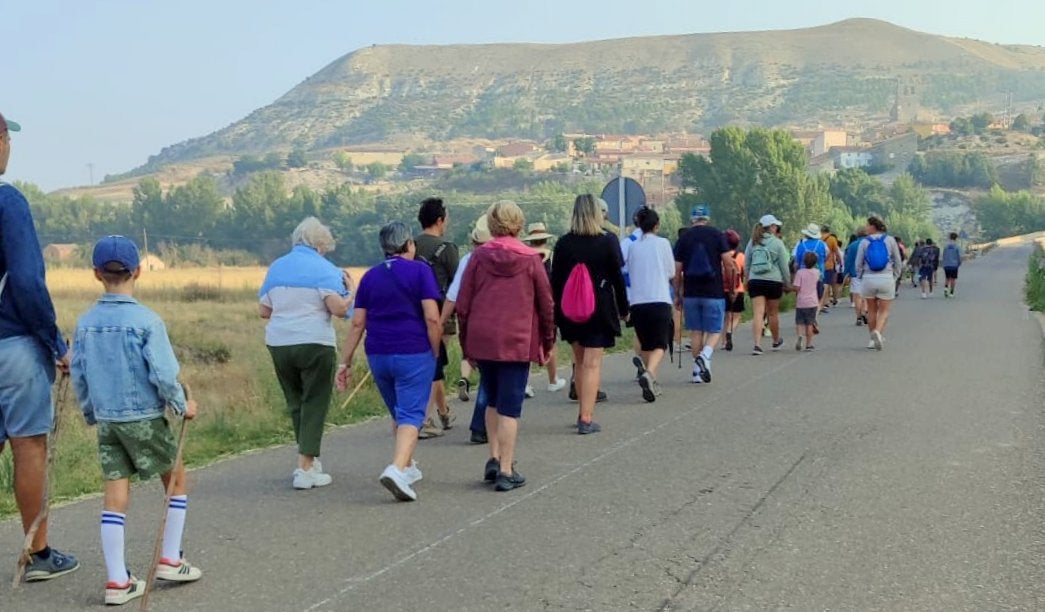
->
[0,108,963,605]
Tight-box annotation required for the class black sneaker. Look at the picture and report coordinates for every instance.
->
[568,380,578,401]
[632,356,646,381]
[470,430,488,445]
[725,333,733,351]
[456,377,470,402]
[596,390,608,403]
[494,470,526,492]
[752,345,764,356]
[771,338,785,351]
[577,421,602,435]
[638,372,656,403]
[483,458,500,482]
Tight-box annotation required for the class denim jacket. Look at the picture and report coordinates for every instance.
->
[71,294,187,424]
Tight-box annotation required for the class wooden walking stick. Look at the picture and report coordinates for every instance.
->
[336,369,372,413]
[140,383,192,612]
[12,372,70,588]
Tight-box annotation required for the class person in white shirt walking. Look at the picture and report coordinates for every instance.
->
[625,208,676,402]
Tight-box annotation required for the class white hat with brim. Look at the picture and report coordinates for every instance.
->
[760,214,783,227]
[802,223,821,239]
[471,214,492,244]
[521,221,554,242]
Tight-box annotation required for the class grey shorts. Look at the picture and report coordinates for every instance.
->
[795,307,818,326]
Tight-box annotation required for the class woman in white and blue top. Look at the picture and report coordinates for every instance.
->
[259,217,352,490]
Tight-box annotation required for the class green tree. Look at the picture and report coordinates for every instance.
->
[333,151,354,172]
[512,158,535,171]
[131,177,165,232]
[573,137,596,155]
[366,162,388,180]
[829,168,890,218]
[949,117,973,137]
[399,152,428,172]
[286,148,308,168]
[1012,113,1030,132]
[970,112,994,132]
[549,133,568,153]
[230,172,287,241]
[975,186,1045,240]
[164,174,226,238]
[887,174,931,220]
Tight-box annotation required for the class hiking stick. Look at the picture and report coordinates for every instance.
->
[140,383,192,612]
[336,369,372,413]
[12,372,70,588]
[676,310,684,370]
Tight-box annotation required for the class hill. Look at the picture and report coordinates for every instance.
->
[122,18,1045,177]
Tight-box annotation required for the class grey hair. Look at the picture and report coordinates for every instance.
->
[292,217,336,252]
[379,221,413,255]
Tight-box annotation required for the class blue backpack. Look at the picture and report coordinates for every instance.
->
[864,235,890,272]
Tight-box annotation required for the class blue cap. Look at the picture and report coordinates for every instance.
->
[92,235,140,271]
[691,205,710,220]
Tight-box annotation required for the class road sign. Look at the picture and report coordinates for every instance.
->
[601,177,647,233]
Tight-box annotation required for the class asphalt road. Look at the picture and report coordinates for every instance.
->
[3,243,1044,611]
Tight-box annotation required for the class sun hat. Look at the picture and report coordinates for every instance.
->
[92,235,141,271]
[470,214,492,244]
[690,205,710,221]
[0,112,21,133]
[802,223,821,239]
[521,222,554,242]
[759,214,783,227]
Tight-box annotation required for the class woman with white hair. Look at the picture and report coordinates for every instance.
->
[260,217,353,490]
[336,221,443,502]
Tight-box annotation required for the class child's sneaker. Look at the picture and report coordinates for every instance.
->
[156,558,203,582]
[24,547,80,582]
[105,575,146,606]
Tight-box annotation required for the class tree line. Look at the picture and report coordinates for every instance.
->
[675,127,939,245]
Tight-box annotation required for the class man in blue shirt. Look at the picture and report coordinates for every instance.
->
[0,112,80,581]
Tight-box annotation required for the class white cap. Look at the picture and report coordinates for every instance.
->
[760,214,783,227]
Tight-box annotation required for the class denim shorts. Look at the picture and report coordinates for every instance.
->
[368,352,436,428]
[682,297,726,334]
[0,336,55,444]
[477,361,530,419]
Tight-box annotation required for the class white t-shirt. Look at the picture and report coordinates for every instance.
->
[261,286,340,347]
[445,251,473,303]
[625,233,675,306]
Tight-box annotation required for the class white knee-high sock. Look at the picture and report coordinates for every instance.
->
[161,495,188,562]
[100,511,129,584]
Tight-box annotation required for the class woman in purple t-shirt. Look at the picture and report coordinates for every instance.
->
[336,222,442,502]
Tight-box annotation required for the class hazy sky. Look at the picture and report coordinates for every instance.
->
[4,0,1044,190]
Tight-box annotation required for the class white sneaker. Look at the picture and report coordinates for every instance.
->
[867,339,876,350]
[871,330,884,351]
[691,362,703,384]
[921,292,928,299]
[524,385,536,398]
[547,377,567,393]
[404,460,423,484]
[105,576,146,606]
[379,464,417,502]
[156,558,203,582]
[293,464,333,490]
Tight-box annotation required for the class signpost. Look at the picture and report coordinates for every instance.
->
[601,174,647,238]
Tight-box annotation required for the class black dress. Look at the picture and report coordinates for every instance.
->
[551,232,629,348]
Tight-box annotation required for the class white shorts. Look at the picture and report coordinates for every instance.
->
[860,274,896,301]
[849,277,863,296]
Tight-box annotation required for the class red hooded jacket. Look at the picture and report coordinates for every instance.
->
[457,237,555,363]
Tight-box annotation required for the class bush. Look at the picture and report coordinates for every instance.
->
[180,282,223,302]
[1027,248,1045,312]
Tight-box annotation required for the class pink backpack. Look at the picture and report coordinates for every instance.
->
[561,263,596,323]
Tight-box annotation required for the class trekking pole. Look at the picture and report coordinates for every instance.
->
[140,383,192,612]
[336,369,372,413]
[676,311,684,370]
[12,372,70,588]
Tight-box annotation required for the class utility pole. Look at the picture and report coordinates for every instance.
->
[142,227,150,271]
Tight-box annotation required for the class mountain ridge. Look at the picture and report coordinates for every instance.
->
[126,18,1045,177]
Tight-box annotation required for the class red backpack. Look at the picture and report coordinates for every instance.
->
[561,263,596,323]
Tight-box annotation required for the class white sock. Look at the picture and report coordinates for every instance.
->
[100,511,129,584]
[701,346,714,362]
[161,495,188,562]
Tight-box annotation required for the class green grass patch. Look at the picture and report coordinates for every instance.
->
[1026,247,1045,312]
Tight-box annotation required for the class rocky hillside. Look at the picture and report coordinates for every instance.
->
[128,18,1045,175]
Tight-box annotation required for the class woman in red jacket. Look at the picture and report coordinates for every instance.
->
[457,201,556,492]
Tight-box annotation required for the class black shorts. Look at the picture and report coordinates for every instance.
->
[727,293,745,313]
[629,303,673,351]
[944,267,958,280]
[747,280,784,301]
[433,341,449,382]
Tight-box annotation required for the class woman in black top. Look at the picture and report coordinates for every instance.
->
[551,194,628,435]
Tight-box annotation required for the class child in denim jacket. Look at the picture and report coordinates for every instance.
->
[71,235,201,606]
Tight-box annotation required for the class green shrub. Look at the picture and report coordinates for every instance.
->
[1026,247,1045,312]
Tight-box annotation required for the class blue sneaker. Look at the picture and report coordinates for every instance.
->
[25,547,80,582]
